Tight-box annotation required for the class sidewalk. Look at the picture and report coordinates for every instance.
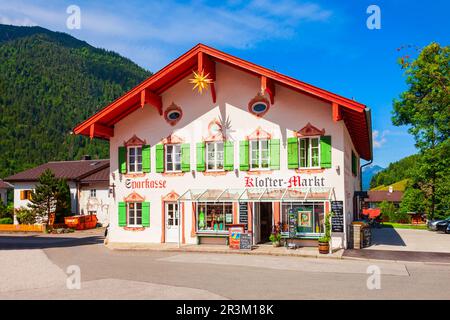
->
[106,242,344,259]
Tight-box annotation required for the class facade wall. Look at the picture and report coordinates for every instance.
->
[107,63,361,248]
[79,183,110,226]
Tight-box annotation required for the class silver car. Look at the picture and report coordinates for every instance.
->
[428,216,450,231]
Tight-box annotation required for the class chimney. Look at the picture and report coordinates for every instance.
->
[82,155,92,161]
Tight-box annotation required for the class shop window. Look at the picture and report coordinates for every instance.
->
[197,202,233,233]
[299,137,320,168]
[90,189,97,198]
[166,203,179,227]
[281,202,325,237]
[128,146,143,173]
[250,139,270,170]
[165,144,182,172]
[206,141,224,171]
[128,202,142,226]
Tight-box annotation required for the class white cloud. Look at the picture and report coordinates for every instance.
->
[373,130,389,148]
[0,0,333,69]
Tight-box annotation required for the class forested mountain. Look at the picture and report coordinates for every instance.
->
[0,24,151,178]
[369,154,420,189]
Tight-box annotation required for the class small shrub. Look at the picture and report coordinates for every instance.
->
[15,207,37,224]
[0,217,13,224]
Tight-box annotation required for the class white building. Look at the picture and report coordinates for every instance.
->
[74,44,372,248]
[5,158,110,226]
[0,179,12,206]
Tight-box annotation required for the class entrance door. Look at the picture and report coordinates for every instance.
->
[165,202,179,243]
[259,202,273,243]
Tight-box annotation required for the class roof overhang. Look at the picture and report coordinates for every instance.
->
[73,43,372,160]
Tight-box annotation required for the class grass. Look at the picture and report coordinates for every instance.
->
[371,179,409,191]
[382,222,428,230]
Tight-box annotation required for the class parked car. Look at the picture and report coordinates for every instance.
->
[428,216,450,231]
[436,219,450,234]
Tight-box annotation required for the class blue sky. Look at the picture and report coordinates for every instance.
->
[1,0,449,167]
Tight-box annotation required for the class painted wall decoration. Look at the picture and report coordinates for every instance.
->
[164,103,183,126]
[248,93,270,117]
[298,211,312,227]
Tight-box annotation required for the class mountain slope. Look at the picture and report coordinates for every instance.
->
[369,154,420,190]
[0,24,152,178]
[361,164,384,190]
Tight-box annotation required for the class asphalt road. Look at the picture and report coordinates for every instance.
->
[1,232,450,300]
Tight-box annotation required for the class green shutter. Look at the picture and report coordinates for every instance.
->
[196,142,206,172]
[118,202,127,227]
[142,145,151,173]
[181,143,190,172]
[119,147,127,174]
[320,136,332,168]
[156,144,164,173]
[239,140,249,171]
[351,151,358,176]
[142,202,150,227]
[224,141,234,171]
[269,139,280,170]
[287,137,299,169]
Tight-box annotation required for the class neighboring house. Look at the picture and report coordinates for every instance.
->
[0,179,13,206]
[5,158,110,226]
[364,190,404,209]
[74,44,372,249]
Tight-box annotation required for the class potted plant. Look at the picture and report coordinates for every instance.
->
[269,222,282,247]
[318,212,333,254]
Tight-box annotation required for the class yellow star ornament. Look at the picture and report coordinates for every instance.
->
[189,70,212,94]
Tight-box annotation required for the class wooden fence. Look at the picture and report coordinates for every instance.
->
[0,224,44,232]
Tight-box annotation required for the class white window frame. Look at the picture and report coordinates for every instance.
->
[249,139,270,170]
[127,146,143,173]
[298,136,321,169]
[165,144,182,173]
[90,189,96,198]
[206,141,224,172]
[127,202,142,227]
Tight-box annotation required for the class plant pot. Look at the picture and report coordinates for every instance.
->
[272,241,281,247]
[318,241,330,254]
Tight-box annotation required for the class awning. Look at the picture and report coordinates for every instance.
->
[177,187,335,202]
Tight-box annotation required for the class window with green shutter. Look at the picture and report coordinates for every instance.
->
[196,142,206,171]
[118,147,127,174]
[320,136,332,168]
[142,202,150,227]
[239,140,249,171]
[155,144,164,173]
[118,202,126,227]
[224,141,234,171]
[181,143,190,172]
[269,139,280,170]
[287,137,299,169]
[142,145,151,173]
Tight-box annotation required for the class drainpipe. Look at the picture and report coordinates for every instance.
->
[360,108,374,191]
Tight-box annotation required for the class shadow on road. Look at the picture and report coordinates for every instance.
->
[370,227,406,247]
[0,235,104,250]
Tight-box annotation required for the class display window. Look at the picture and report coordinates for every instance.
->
[197,202,233,233]
[281,202,325,236]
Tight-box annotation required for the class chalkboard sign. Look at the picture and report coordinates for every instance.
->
[288,209,298,238]
[239,202,248,229]
[331,201,344,232]
[239,233,252,250]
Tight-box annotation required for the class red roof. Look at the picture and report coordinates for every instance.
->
[365,191,404,203]
[0,179,13,189]
[80,166,109,183]
[5,160,109,182]
[74,43,372,160]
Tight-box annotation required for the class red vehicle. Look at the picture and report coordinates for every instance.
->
[64,214,98,230]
